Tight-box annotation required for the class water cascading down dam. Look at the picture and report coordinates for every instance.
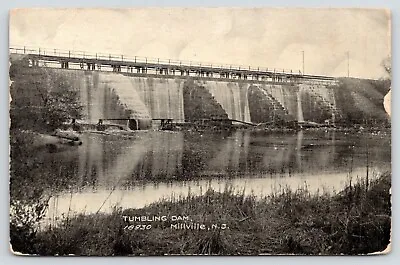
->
[47,70,340,128]
[9,47,390,129]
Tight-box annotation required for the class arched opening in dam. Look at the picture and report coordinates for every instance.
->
[128,119,138,130]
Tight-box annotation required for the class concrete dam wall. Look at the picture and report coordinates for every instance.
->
[27,68,254,124]
[55,70,339,125]
[10,63,390,128]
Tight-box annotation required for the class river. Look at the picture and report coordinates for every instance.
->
[39,130,390,225]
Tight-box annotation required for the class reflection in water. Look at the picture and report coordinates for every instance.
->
[44,130,391,224]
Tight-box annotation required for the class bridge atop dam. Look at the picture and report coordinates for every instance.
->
[10,45,346,128]
[10,46,337,85]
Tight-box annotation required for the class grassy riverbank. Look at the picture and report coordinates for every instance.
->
[10,172,391,256]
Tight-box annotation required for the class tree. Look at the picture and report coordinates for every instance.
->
[36,86,83,131]
[10,59,83,132]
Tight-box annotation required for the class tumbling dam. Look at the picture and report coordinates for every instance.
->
[9,49,390,128]
[43,70,389,126]
[32,69,341,126]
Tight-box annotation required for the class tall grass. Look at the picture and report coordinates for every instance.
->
[10,172,391,256]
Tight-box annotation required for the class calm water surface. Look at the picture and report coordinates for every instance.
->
[41,130,390,223]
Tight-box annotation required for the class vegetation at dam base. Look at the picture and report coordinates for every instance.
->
[10,59,83,133]
[10,172,391,256]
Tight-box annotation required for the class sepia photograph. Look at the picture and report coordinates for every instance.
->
[9,8,391,256]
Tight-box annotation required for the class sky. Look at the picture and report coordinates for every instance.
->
[9,8,391,79]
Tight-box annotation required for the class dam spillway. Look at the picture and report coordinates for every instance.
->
[51,69,339,125]
[9,56,390,128]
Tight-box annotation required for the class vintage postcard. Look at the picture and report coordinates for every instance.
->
[9,8,391,256]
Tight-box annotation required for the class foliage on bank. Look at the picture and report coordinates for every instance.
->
[334,78,391,127]
[10,58,83,132]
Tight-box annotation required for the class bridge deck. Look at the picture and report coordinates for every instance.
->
[9,46,337,84]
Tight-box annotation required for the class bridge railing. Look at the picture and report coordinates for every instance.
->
[10,45,301,75]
